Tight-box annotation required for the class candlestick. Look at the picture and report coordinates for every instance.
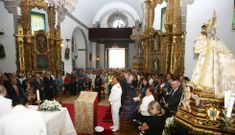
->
[36,89,40,101]
[226,97,235,118]
[224,91,231,108]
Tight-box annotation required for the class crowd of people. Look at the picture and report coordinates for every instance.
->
[0,68,190,134]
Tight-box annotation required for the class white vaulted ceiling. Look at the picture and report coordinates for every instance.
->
[71,0,144,27]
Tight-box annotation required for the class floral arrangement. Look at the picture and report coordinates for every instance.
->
[162,116,178,135]
[38,100,61,111]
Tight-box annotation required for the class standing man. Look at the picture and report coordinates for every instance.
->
[31,73,44,99]
[109,76,122,132]
[43,71,55,100]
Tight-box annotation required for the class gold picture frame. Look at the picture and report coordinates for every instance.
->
[233,0,235,30]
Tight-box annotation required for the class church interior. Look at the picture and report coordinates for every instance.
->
[0,0,235,135]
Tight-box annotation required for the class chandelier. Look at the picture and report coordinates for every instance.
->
[47,0,78,12]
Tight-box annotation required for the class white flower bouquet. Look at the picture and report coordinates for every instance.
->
[162,116,178,135]
[38,100,61,111]
[165,116,175,128]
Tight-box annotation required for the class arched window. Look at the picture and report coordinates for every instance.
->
[112,18,125,28]
[107,11,128,28]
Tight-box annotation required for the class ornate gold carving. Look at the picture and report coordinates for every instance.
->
[175,86,235,134]
[15,23,25,73]
[207,106,220,121]
[15,0,61,73]
[32,0,48,10]
[141,0,185,74]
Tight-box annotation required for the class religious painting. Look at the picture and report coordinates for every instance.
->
[36,55,49,70]
[233,0,235,30]
[64,47,70,59]
[89,53,92,61]
[36,34,47,52]
[0,44,6,58]
[31,12,46,34]
[161,7,167,32]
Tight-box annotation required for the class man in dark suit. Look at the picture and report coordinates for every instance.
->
[43,72,55,100]
[31,73,44,99]
[165,76,182,116]
[7,77,25,100]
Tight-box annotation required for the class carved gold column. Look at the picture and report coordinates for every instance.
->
[55,25,62,73]
[48,5,55,71]
[161,0,184,75]
[19,0,27,72]
[15,24,25,73]
[48,5,55,36]
[20,0,31,33]
[26,31,33,71]
[142,0,158,73]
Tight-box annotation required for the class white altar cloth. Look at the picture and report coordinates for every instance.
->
[28,105,76,135]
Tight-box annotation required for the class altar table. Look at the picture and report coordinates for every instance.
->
[74,91,98,135]
[28,105,76,135]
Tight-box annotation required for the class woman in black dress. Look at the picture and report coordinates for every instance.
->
[138,101,166,135]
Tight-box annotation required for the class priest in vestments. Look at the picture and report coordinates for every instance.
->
[0,96,47,135]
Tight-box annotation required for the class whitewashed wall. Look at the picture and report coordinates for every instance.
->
[99,44,105,68]
[90,42,97,68]
[61,15,89,74]
[73,28,87,68]
[184,0,235,77]
[0,1,17,73]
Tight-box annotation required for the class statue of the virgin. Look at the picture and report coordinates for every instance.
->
[191,11,235,99]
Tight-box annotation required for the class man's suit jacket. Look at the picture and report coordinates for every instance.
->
[43,77,55,90]
[7,84,25,100]
[166,84,183,114]
[31,79,44,92]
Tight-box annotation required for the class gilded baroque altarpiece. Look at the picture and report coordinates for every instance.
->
[15,0,62,73]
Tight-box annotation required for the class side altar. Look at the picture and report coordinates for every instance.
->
[15,0,62,73]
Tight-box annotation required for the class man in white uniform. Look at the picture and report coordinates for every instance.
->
[109,76,122,132]
[0,96,47,135]
[0,85,12,119]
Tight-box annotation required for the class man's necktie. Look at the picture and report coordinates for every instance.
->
[171,90,175,97]
[14,85,19,96]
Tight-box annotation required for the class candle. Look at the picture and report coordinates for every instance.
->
[224,91,231,108]
[36,89,40,101]
[226,97,235,118]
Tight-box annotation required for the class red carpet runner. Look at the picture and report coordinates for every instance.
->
[62,103,113,135]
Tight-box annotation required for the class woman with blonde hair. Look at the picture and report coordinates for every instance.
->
[138,101,166,135]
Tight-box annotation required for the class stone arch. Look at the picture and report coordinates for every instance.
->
[71,27,88,68]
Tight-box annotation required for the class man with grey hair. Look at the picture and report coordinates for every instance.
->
[0,85,12,118]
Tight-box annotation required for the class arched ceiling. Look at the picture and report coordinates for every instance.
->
[71,0,143,27]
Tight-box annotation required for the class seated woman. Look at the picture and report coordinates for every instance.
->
[138,101,166,135]
[24,79,35,104]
